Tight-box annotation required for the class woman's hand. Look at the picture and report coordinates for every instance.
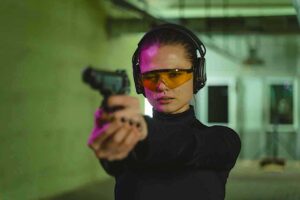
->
[88,95,148,161]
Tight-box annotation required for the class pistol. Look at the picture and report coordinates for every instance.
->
[82,66,130,112]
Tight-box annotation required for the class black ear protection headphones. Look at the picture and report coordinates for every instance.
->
[132,23,207,96]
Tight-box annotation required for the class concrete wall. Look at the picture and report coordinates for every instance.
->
[0,0,142,199]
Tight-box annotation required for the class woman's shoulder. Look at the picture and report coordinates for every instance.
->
[210,125,237,133]
[194,120,238,135]
[205,125,241,144]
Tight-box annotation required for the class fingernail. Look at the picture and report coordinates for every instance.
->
[129,119,133,126]
[121,117,126,123]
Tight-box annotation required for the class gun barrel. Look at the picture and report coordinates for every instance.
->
[82,66,130,96]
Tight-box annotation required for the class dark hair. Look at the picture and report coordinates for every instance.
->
[138,28,198,65]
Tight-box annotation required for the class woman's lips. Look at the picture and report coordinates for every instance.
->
[156,97,174,104]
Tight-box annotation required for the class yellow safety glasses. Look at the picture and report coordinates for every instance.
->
[141,67,193,91]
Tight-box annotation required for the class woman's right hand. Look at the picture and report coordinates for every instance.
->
[88,95,147,161]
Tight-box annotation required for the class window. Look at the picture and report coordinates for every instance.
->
[266,78,298,132]
[208,85,229,123]
[270,84,294,125]
[196,77,237,129]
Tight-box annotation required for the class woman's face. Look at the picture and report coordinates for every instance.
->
[140,43,194,114]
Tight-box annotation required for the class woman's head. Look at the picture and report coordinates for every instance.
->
[134,24,205,114]
[139,28,198,66]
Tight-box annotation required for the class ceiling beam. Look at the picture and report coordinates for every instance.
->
[110,0,165,23]
[152,7,296,18]
[106,15,300,37]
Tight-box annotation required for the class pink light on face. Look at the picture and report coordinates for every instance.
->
[140,44,193,114]
[140,43,160,72]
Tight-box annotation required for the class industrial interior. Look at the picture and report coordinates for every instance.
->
[1,0,300,199]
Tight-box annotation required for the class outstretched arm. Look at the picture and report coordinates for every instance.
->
[131,116,241,171]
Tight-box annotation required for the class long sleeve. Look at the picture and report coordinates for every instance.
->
[104,107,238,200]
[99,135,151,176]
[99,110,241,177]
[99,133,149,177]
[100,158,126,177]
[186,124,241,170]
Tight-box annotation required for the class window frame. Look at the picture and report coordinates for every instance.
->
[264,77,298,132]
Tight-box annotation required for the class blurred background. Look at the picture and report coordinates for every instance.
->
[1,0,300,199]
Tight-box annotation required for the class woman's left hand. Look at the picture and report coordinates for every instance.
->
[88,95,148,161]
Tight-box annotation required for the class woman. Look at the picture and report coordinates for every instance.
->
[88,23,241,200]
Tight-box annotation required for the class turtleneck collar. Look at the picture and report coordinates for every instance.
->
[152,105,196,123]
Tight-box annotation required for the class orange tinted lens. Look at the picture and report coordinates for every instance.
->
[142,79,158,91]
[141,70,192,91]
[162,71,192,89]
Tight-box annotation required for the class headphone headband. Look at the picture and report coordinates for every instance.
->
[137,24,206,58]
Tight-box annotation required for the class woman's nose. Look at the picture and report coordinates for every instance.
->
[155,78,169,92]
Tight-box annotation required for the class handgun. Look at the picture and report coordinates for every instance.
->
[82,66,130,112]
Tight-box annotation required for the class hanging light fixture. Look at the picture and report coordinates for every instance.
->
[243,34,265,66]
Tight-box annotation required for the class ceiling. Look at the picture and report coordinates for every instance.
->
[104,0,300,35]
[127,0,295,18]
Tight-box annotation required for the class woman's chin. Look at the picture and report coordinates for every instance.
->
[154,103,190,114]
[155,104,176,113]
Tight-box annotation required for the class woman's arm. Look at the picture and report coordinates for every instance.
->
[88,96,148,177]
[99,116,241,176]
[131,116,241,170]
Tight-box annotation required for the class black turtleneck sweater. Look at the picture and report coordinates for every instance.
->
[100,106,241,200]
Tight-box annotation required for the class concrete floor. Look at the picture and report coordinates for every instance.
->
[47,160,300,200]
